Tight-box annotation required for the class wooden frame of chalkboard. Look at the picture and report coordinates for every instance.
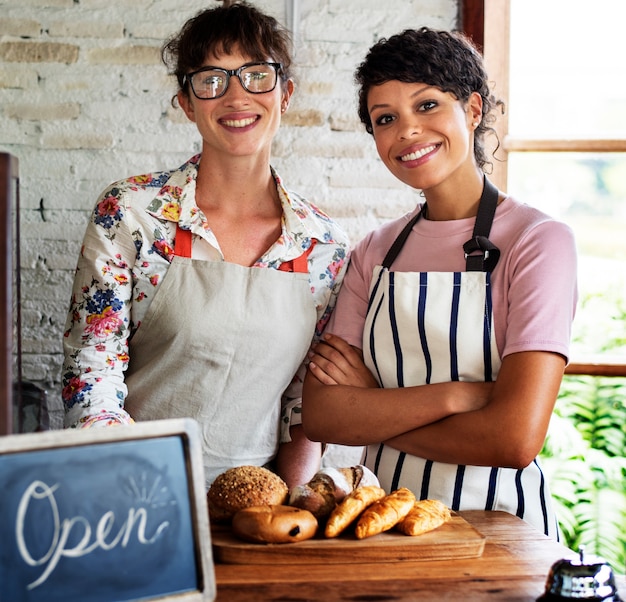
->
[0,418,216,602]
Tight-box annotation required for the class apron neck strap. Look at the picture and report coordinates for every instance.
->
[381,207,425,269]
[277,239,317,273]
[381,175,501,272]
[174,224,192,258]
[463,175,500,272]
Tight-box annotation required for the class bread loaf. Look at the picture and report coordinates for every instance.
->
[288,472,337,518]
[288,465,380,519]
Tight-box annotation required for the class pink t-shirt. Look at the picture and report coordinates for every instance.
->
[327,196,578,362]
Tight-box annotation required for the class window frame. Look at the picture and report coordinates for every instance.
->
[461,0,626,376]
[0,153,20,435]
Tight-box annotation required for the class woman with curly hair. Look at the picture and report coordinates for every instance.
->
[303,27,577,538]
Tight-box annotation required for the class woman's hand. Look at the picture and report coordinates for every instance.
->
[307,333,379,388]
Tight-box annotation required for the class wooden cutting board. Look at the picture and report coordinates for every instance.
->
[212,512,485,565]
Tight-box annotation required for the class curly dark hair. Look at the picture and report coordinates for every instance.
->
[162,1,292,100]
[355,27,501,171]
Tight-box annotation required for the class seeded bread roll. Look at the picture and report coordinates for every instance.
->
[207,465,289,522]
[232,505,318,543]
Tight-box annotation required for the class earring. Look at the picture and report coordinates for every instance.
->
[473,121,480,127]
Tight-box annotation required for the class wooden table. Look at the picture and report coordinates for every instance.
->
[214,510,625,601]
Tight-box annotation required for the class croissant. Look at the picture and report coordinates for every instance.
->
[324,485,386,538]
[355,487,416,539]
[396,499,451,536]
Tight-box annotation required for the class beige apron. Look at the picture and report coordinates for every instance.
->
[124,226,317,488]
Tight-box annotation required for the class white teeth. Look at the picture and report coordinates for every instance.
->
[400,145,437,161]
[222,117,256,127]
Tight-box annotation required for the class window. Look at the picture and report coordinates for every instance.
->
[463,0,626,376]
[464,4,625,572]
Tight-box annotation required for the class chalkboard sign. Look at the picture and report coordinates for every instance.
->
[0,418,216,602]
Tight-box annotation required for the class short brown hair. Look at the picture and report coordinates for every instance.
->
[162,1,293,98]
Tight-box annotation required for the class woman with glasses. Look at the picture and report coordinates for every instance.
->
[62,2,349,489]
[302,27,577,538]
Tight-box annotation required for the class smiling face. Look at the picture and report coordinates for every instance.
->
[367,81,482,194]
[178,46,293,163]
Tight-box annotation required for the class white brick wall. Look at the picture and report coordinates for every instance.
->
[1,0,458,430]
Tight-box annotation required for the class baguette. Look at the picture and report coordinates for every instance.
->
[396,499,451,536]
[324,485,386,538]
[355,487,416,539]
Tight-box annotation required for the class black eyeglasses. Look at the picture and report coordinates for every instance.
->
[183,62,283,100]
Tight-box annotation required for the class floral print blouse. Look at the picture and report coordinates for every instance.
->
[62,155,350,432]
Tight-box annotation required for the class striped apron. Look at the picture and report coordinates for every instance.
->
[362,178,559,538]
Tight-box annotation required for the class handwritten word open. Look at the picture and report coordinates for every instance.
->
[16,480,170,590]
